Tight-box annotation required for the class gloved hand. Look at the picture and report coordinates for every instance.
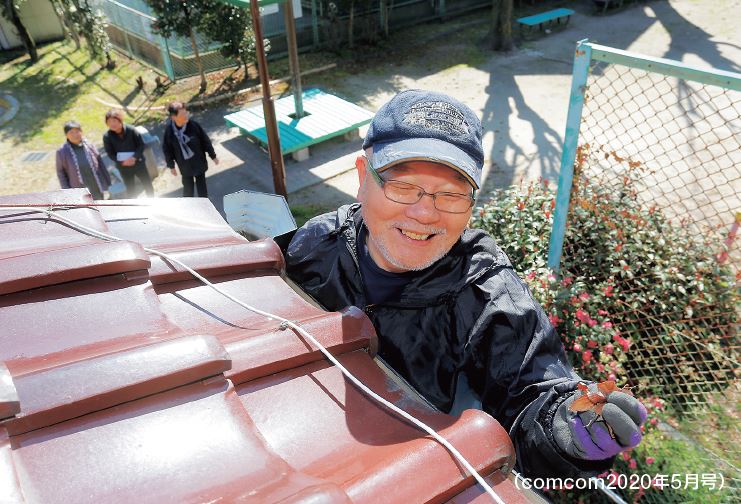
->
[552,383,647,460]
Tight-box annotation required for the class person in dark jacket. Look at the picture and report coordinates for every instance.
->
[56,120,111,200]
[279,90,647,479]
[161,101,219,198]
[102,109,154,198]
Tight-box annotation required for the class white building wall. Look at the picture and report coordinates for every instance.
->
[0,0,63,50]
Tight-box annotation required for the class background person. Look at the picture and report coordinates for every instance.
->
[56,120,111,200]
[278,89,647,478]
[102,109,154,198]
[161,101,219,198]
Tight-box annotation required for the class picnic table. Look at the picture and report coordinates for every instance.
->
[224,88,375,161]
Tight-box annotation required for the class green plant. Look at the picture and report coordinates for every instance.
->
[470,150,739,502]
[53,0,114,67]
[471,154,738,409]
[290,203,336,227]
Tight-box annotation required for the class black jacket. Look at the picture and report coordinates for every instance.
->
[103,124,146,172]
[280,204,615,478]
[162,119,216,177]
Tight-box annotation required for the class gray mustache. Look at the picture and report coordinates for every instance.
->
[389,222,447,235]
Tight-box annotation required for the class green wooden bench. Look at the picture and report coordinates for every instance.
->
[516,7,574,36]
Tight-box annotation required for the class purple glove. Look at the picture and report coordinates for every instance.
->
[552,384,648,460]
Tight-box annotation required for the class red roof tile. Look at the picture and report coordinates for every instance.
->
[0,189,532,503]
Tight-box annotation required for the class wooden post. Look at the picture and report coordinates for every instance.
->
[250,0,288,197]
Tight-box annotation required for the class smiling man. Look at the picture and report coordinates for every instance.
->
[279,90,646,479]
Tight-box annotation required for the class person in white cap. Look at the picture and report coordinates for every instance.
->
[278,89,646,478]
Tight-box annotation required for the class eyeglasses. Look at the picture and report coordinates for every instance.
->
[366,157,475,214]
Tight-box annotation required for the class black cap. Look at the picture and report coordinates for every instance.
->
[362,90,484,188]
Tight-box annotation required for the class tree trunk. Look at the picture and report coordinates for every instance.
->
[68,0,84,50]
[491,0,514,52]
[242,59,250,81]
[105,50,115,69]
[384,0,394,38]
[4,0,38,62]
[51,1,81,49]
[189,28,207,93]
[348,2,354,49]
[68,16,82,50]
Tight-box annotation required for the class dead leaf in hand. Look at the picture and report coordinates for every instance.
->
[570,394,600,413]
[597,380,619,396]
[597,380,634,397]
[569,380,635,439]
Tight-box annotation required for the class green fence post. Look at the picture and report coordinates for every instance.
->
[589,42,741,91]
[547,39,592,272]
[159,35,176,81]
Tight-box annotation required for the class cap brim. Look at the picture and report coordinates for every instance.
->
[370,138,480,189]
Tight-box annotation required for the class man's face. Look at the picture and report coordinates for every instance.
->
[65,128,83,145]
[356,158,473,272]
[106,117,123,134]
[173,109,188,127]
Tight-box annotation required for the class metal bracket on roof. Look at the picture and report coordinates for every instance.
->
[223,190,297,240]
[0,362,20,421]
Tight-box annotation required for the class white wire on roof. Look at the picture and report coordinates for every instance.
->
[1,205,506,504]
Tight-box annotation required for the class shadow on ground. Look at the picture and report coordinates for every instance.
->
[478,0,738,195]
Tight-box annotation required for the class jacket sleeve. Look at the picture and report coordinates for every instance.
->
[466,267,614,478]
[102,133,116,164]
[132,128,145,161]
[56,149,71,189]
[162,130,175,169]
[93,146,112,188]
[196,121,216,159]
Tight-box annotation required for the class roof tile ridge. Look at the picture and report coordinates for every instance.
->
[1,334,231,436]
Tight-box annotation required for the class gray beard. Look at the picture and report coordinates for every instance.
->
[368,230,450,272]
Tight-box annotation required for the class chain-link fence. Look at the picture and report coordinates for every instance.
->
[314,0,489,52]
[549,41,739,503]
[95,0,490,80]
[97,0,239,80]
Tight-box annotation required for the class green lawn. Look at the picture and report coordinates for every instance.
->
[290,203,337,227]
[0,42,168,150]
[0,42,306,151]
[0,41,295,195]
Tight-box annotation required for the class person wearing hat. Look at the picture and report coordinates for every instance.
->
[56,120,111,200]
[277,90,647,478]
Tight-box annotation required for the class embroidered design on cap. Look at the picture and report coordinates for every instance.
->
[403,101,470,136]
